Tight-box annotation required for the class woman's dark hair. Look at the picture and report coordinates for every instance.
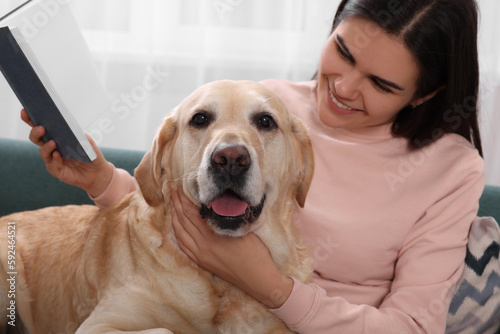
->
[321,0,482,156]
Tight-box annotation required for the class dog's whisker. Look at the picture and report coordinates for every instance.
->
[167,170,198,184]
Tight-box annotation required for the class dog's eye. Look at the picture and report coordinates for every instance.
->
[256,114,277,131]
[190,112,211,128]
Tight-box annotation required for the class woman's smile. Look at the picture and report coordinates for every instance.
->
[328,86,362,115]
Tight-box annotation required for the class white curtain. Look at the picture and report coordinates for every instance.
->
[1,0,499,186]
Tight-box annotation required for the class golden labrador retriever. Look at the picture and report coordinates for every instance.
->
[0,80,314,333]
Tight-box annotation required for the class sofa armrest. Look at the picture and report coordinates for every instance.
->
[0,138,144,216]
[478,185,500,227]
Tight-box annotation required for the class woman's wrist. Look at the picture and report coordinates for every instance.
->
[241,269,294,309]
[84,161,114,198]
[264,274,294,309]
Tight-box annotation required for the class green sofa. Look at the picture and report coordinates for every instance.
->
[0,138,144,216]
[1,137,499,221]
[0,137,499,333]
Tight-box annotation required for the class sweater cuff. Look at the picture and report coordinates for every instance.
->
[270,277,323,330]
[88,167,138,209]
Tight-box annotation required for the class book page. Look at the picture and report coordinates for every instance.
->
[1,0,111,134]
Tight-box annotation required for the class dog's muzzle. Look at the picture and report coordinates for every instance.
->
[199,143,266,235]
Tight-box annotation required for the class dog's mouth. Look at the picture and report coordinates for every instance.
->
[199,190,266,235]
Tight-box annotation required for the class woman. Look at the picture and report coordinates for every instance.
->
[23,0,484,332]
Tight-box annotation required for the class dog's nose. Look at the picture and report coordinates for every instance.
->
[211,144,250,177]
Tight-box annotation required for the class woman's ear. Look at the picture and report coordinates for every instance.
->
[411,85,446,108]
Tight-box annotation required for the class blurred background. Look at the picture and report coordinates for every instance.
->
[1,0,499,186]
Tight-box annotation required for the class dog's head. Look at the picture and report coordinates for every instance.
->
[135,80,313,237]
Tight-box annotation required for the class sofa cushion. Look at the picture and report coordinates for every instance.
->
[446,216,500,334]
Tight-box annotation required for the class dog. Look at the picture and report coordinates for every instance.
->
[0,80,314,333]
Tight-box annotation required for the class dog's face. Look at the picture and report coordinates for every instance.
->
[135,80,313,237]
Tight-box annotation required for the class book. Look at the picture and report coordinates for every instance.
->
[0,0,111,163]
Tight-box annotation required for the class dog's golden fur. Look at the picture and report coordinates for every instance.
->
[0,80,314,333]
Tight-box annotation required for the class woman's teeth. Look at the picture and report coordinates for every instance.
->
[330,90,353,111]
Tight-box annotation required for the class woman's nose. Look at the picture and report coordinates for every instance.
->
[334,70,361,100]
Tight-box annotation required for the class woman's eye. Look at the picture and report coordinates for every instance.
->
[256,114,277,131]
[335,40,393,94]
[336,44,353,63]
[372,79,392,93]
[189,112,211,128]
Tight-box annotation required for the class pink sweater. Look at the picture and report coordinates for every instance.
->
[92,80,484,333]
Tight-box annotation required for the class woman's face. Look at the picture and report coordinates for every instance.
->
[317,17,423,131]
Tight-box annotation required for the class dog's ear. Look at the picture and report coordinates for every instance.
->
[290,117,314,208]
[134,115,177,207]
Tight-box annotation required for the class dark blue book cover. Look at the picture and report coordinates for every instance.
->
[0,26,93,163]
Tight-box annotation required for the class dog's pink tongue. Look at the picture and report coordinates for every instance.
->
[210,194,248,217]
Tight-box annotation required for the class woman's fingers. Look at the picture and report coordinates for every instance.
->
[85,134,106,163]
[171,205,198,261]
[173,190,203,237]
[22,109,52,149]
[39,140,56,162]
[171,188,219,266]
[177,188,202,219]
[20,109,34,127]
[28,126,46,147]
[22,109,46,147]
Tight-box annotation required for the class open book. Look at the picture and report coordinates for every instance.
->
[0,0,111,163]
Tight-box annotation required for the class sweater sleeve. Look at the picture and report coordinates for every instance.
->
[271,156,484,334]
[88,165,138,209]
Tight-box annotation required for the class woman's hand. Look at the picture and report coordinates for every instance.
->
[21,109,114,197]
[171,188,294,309]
